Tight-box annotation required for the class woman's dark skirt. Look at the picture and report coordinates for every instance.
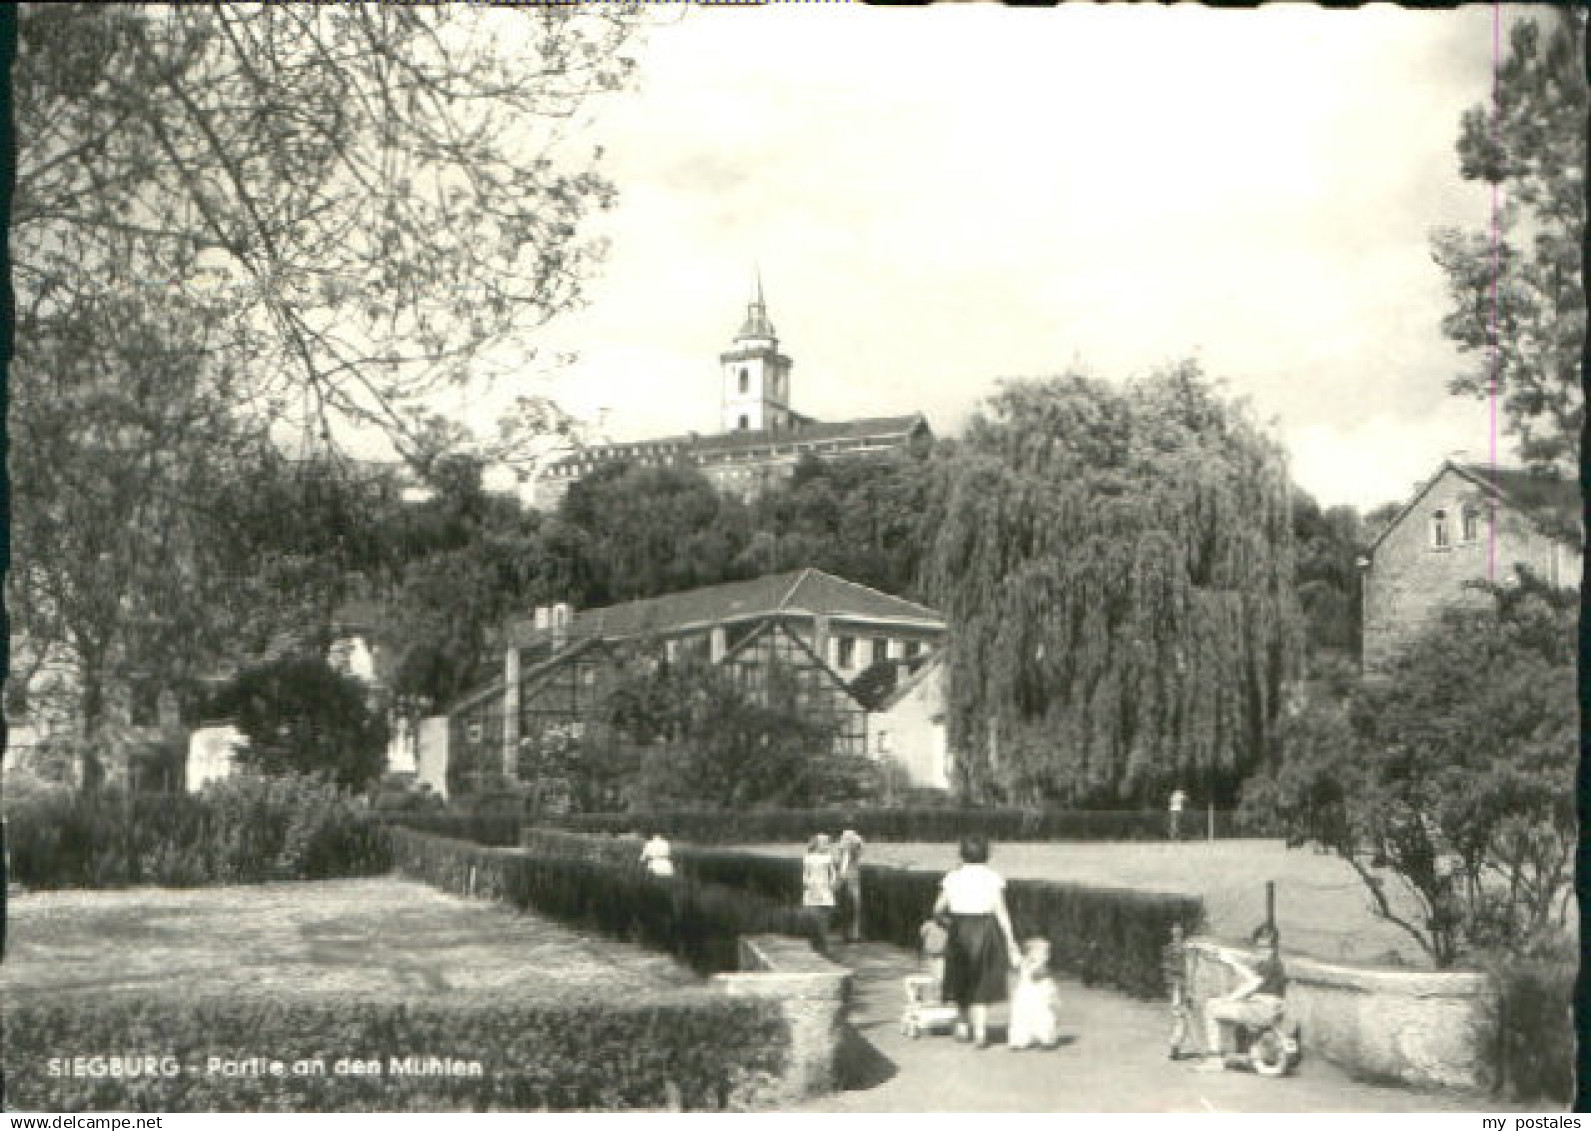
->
[943,913,1008,1007]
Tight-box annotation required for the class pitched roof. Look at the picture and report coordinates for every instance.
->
[1366,460,1583,558]
[689,414,928,455]
[543,414,928,472]
[506,568,944,647]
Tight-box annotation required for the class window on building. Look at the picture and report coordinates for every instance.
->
[871,638,888,665]
[837,636,856,669]
[1461,506,1481,543]
[1431,509,1450,549]
[738,414,749,431]
[905,641,921,659]
[739,368,749,394]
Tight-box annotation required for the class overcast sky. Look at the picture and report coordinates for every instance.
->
[473,3,1514,513]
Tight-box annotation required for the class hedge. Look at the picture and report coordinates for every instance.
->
[541,806,1258,844]
[7,775,391,889]
[390,829,822,975]
[1493,959,1575,1104]
[5,992,789,1112]
[370,812,524,847]
[515,830,1204,1000]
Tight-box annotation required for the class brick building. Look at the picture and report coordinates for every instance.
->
[1360,460,1581,674]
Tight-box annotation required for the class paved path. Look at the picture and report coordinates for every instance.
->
[797,943,1532,1114]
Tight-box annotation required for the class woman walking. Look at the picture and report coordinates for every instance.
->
[801,834,838,947]
[933,834,1021,1049]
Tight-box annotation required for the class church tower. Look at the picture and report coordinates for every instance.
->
[720,272,795,433]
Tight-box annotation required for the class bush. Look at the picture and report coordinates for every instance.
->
[542,806,1255,844]
[7,774,391,889]
[6,992,790,1112]
[391,829,822,975]
[1493,958,1575,1104]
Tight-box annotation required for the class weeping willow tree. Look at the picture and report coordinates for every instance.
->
[923,364,1302,806]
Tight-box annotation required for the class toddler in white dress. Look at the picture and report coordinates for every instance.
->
[1007,938,1061,1050]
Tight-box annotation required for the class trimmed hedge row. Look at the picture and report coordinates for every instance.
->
[511,830,1204,1001]
[391,829,822,975]
[1494,960,1575,1104]
[543,806,1258,844]
[7,775,391,889]
[6,993,789,1112]
[672,848,1201,998]
[370,812,524,847]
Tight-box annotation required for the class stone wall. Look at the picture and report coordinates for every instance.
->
[710,934,852,1103]
[1184,938,1497,1090]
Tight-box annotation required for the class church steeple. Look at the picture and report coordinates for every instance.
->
[721,267,793,433]
[736,268,777,342]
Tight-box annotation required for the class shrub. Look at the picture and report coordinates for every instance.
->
[513,831,1205,1000]
[5,992,790,1112]
[390,829,822,975]
[1493,958,1575,1104]
[541,806,1254,844]
[7,774,390,889]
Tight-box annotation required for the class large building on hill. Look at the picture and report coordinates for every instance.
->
[531,280,933,508]
[1360,459,1581,675]
[445,568,951,800]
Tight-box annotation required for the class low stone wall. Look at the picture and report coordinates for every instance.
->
[710,934,852,1103]
[1184,938,1497,1091]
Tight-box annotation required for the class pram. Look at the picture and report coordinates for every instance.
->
[900,972,961,1038]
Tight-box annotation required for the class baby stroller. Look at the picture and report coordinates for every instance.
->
[900,973,961,1039]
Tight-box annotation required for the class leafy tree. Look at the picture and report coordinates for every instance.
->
[605,655,842,810]
[741,451,939,599]
[1251,571,1577,967]
[10,4,641,779]
[1291,490,1368,658]
[922,365,1302,806]
[14,3,640,461]
[556,463,752,605]
[210,655,390,791]
[7,294,282,786]
[1430,8,1586,473]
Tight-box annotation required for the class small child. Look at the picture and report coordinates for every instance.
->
[919,914,950,990]
[1164,922,1190,1060]
[1007,938,1060,1050]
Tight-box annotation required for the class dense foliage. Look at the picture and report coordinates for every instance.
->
[391,829,823,974]
[6,993,788,1112]
[1431,8,1586,474]
[7,773,391,889]
[1246,572,1577,968]
[922,367,1302,806]
[602,655,849,810]
[1492,957,1576,1104]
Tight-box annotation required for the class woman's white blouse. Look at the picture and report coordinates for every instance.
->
[941,863,1006,915]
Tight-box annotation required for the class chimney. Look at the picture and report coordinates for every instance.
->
[551,603,573,648]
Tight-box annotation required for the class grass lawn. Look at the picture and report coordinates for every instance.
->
[4,878,700,1003]
[735,839,1444,967]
